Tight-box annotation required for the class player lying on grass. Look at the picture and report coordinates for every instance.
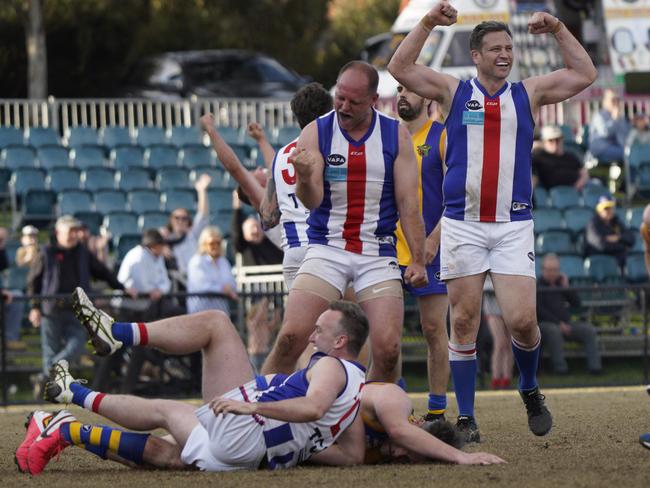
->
[15,288,504,474]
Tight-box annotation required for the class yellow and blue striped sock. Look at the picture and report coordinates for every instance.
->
[427,394,447,417]
[60,422,150,464]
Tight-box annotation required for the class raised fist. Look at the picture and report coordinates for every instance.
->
[425,1,458,27]
[528,12,560,35]
[199,113,216,132]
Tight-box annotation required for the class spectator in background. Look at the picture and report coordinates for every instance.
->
[638,205,650,450]
[589,89,630,164]
[532,125,588,190]
[117,229,174,317]
[159,173,212,275]
[16,225,39,268]
[78,223,110,265]
[537,254,602,375]
[585,195,635,268]
[187,226,237,315]
[27,215,133,393]
[231,190,283,266]
[245,297,281,371]
[482,277,513,390]
[626,113,650,148]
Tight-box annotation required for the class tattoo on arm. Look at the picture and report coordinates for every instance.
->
[260,177,281,229]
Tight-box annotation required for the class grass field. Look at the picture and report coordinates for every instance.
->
[2,387,650,487]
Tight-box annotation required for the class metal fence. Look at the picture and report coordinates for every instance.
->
[1,95,649,136]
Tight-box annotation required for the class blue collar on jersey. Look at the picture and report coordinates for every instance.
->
[472,78,510,99]
[338,108,377,147]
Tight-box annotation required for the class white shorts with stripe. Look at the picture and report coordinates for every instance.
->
[180,380,265,472]
[296,244,402,295]
[283,246,307,290]
[439,217,535,280]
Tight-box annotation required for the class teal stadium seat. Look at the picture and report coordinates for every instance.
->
[74,210,104,235]
[145,144,179,170]
[26,127,60,147]
[116,233,143,262]
[94,189,128,213]
[71,145,106,168]
[230,144,253,168]
[66,126,100,148]
[209,210,233,236]
[558,254,586,282]
[135,126,167,147]
[58,190,92,215]
[156,167,190,190]
[563,206,593,235]
[10,167,46,196]
[549,185,581,209]
[626,142,650,189]
[100,126,133,147]
[47,167,81,192]
[138,211,169,231]
[82,167,116,191]
[626,252,648,283]
[533,186,549,208]
[129,189,161,214]
[0,127,24,148]
[22,189,57,224]
[116,167,152,191]
[582,183,610,209]
[2,146,37,170]
[161,189,197,212]
[533,208,564,233]
[625,206,644,230]
[179,144,215,168]
[103,211,139,245]
[584,254,622,282]
[207,188,233,213]
[274,126,301,146]
[169,126,203,147]
[4,266,29,291]
[38,145,70,169]
[217,126,242,145]
[536,230,574,255]
[111,145,145,170]
[635,163,650,198]
[190,167,226,188]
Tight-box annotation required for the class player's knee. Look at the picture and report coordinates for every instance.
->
[508,313,537,337]
[452,313,478,338]
[273,331,304,359]
[372,341,400,376]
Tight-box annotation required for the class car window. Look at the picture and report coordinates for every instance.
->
[254,58,298,83]
[441,31,473,68]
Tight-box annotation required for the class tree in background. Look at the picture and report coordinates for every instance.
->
[0,0,397,98]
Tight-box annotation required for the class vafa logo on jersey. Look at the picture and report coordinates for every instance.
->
[327,154,346,166]
[465,100,483,111]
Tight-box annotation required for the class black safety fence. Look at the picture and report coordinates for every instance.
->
[1,284,649,407]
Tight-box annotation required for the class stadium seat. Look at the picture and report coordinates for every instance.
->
[533,208,564,233]
[0,126,24,148]
[0,167,12,200]
[138,210,169,231]
[37,145,70,169]
[115,233,142,262]
[229,144,252,168]
[47,167,81,193]
[584,254,622,282]
[533,186,549,208]
[22,189,57,224]
[161,189,197,212]
[636,163,650,199]
[207,188,233,213]
[582,183,610,209]
[209,210,232,236]
[4,239,20,264]
[135,126,167,146]
[156,167,190,190]
[4,266,29,291]
[169,126,203,147]
[558,254,586,282]
[632,235,645,253]
[82,167,116,191]
[58,190,93,215]
[145,144,179,170]
[71,145,106,168]
[625,252,648,283]
[625,206,644,230]
[129,189,161,214]
[549,185,581,210]
[274,126,301,146]
[111,145,145,169]
[535,230,574,255]
[103,211,139,245]
[564,141,585,161]
[559,124,575,143]
[179,144,215,168]
[66,126,100,148]
[625,142,650,187]
[190,167,226,187]
[94,189,128,213]
[217,126,242,145]
[563,206,593,235]
[10,167,46,196]
[115,167,152,191]
[26,127,60,147]
[100,126,133,147]
[1,146,37,170]
[74,210,104,235]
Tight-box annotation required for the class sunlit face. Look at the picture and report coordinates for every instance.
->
[204,235,223,259]
[242,217,263,243]
[542,136,564,155]
[308,309,345,354]
[170,209,191,235]
[56,224,80,249]
[396,85,427,122]
[471,31,514,81]
[542,256,561,283]
[334,69,378,133]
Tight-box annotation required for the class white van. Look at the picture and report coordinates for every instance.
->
[363,0,547,98]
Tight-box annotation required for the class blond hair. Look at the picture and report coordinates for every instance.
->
[198,226,224,255]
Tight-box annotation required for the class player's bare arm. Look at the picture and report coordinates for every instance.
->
[247,122,276,170]
[523,12,597,114]
[210,357,346,422]
[293,121,325,210]
[394,125,428,287]
[388,0,460,113]
[424,220,442,265]
[258,175,282,229]
[309,414,365,466]
[200,113,266,210]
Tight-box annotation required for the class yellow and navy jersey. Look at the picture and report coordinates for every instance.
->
[395,119,446,266]
[641,222,650,247]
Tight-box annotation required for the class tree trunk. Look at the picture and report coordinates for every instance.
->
[26,0,47,99]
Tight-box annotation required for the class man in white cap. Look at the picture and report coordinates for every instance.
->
[532,125,588,191]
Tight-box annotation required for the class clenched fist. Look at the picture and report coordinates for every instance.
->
[199,113,216,133]
[528,12,561,35]
[425,1,458,28]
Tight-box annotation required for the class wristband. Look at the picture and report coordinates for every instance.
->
[552,20,563,35]
[420,17,434,33]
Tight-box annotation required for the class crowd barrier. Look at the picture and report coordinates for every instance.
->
[1,283,649,407]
